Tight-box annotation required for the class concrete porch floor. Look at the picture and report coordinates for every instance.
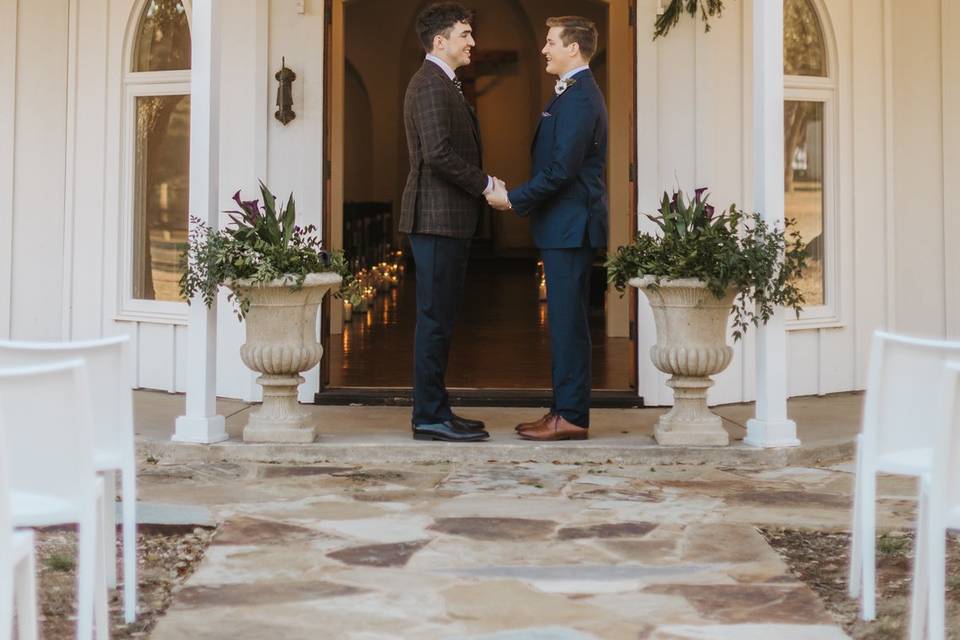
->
[134,391,862,468]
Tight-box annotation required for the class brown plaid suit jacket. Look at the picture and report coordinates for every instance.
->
[399,61,486,239]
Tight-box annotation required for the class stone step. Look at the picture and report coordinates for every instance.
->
[138,436,852,469]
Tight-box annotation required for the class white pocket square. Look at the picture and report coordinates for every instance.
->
[541,112,552,118]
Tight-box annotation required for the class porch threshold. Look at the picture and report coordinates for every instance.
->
[314,387,644,408]
[135,391,861,470]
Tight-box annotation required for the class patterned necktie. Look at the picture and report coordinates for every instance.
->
[453,78,464,96]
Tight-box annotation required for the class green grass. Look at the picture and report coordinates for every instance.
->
[876,533,910,556]
[45,553,75,572]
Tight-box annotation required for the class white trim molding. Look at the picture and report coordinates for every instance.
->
[0,0,17,339]
[943,0,959,339]
[62,0,81,339]
[881,0,896,330]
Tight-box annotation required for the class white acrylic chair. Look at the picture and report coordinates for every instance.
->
[848,331,960,621]
[0,359,110,640]
[0,336,137,623]
[0,412,38,640]
[908,361,960,640]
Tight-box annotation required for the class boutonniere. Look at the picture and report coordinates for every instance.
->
[554,77,577,96]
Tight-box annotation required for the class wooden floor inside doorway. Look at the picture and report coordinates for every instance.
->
[327,254,632,390]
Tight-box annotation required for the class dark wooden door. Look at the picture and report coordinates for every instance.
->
[320,0,333,391]
[629,0,639,390]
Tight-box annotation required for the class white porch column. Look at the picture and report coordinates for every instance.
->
[744,0,799,448]
[174,0,226,443]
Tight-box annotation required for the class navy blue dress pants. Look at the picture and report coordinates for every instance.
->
[408,233,470,425]
[541,246,593,428]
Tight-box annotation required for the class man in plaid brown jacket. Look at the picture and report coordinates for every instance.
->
[400,2,501,442]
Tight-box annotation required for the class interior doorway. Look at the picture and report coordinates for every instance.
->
[321,0,637,397]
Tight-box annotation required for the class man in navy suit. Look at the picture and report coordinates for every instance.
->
[486,16,608,441]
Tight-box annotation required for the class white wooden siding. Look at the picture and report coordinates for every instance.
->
[0,0,953,404]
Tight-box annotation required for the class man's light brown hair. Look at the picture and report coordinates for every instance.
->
[546,16,599,61]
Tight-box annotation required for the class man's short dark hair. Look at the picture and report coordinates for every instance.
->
[546,16,599,61]
[416,2,474,53]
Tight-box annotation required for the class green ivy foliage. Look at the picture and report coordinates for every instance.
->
[606,189,808,341]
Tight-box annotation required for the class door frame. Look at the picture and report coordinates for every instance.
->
[321,0,639,393]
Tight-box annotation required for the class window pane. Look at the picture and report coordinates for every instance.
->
[133,0,191,72]
[133,95,190,302]
[785,100,825,306]
[784,0,827,77]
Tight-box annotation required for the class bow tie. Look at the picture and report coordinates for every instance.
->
[554,77,576,95]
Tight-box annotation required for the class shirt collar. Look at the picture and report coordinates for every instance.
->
[561,65,590,82]
[425,54,457,81]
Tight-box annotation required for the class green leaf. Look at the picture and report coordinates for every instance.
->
[281,194,296,247]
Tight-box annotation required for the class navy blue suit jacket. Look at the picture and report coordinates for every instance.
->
[508,69,608,249]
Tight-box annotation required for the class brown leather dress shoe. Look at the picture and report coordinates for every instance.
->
[519,415,588,441]
[515,411,555,433]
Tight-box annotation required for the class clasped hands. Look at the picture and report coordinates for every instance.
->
[485,177,511,211]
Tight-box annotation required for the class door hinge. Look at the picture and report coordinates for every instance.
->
[324,159,331,180]
[629,162,637,182]
[629,320,637,341]
[628,5,636,27]
[325,0,333,24]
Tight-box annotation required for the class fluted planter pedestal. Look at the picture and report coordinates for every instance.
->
[227,272,342,443]
[630,276,737,447]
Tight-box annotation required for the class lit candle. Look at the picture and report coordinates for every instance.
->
[343,300,353,320]
[538,278,547,301]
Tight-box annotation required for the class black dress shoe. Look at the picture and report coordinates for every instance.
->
[450,413,486,431]
[412,421,490,442]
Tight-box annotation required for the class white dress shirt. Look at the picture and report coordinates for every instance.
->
[561,64,591,82]
[425,53,456,80]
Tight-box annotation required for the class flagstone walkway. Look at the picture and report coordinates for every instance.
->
[140,458,918,639]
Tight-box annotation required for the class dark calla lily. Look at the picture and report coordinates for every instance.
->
[230,190,262,225]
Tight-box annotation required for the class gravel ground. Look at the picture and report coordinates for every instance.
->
[761,528,960,639]
[31,526,215,639]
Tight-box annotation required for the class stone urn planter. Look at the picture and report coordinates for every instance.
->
[228,272,342,443]
[629,276,737,446]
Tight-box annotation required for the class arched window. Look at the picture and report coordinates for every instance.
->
[125,0,191,308]
[784,0,833,313]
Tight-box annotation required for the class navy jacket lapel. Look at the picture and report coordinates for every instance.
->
[531,94,559,154]
[531,69,594,148]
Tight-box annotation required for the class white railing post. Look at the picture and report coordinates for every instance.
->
[745,0,799,448]
[174,0,227,443]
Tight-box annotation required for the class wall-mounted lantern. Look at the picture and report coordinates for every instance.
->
[275,57,296,125]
